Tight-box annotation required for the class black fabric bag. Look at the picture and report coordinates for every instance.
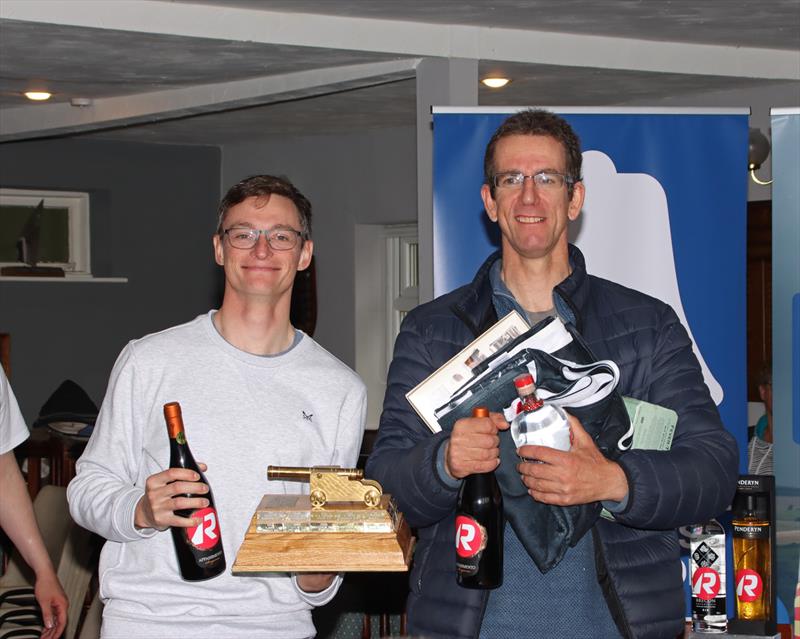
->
[436,318,631,572]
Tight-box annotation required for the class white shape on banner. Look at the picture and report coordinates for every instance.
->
[572,150,723,405]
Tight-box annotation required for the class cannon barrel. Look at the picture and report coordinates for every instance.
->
[267,465,364,481]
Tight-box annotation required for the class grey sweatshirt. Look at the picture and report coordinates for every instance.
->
[67,312,367,638]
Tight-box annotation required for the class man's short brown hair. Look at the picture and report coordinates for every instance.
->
[484,109,583,198]
[216,175,312,239]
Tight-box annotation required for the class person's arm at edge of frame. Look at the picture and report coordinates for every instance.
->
[0,451,68,639]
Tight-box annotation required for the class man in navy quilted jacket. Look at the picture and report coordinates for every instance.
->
[366,109,738,639]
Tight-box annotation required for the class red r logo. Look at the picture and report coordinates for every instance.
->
[692,567,721,600]
[736,569,763,602]
[455,515,484,558]
[185,507,221,550]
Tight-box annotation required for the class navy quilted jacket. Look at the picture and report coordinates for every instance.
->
[366,245,739,639]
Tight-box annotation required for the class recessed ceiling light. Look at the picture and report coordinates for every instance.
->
[481,77,510,89]
[24,91,52,101]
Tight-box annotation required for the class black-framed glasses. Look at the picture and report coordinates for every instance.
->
[222,226,304,251]
[492,171,574,190]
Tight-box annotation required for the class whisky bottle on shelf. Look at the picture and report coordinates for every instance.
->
[689,519,727,633]
[732,493,771,621]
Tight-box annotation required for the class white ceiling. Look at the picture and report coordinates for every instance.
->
[0,0,798,144]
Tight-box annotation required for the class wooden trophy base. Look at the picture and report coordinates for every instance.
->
[233,494,415,573]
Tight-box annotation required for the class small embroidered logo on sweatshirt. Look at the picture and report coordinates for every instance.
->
[302,411,313,422]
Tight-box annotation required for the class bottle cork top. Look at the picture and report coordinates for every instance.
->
[514,373,536,396]
[163,402,182,421]
[163,402,184,438]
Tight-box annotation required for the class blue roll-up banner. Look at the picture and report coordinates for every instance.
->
[432,107,751,621]
[770,107,800,627]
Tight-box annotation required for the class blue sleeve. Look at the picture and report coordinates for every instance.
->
[612,306,739,529]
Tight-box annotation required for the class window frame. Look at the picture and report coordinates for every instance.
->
[0,188,91,275]
[355,223,418,430]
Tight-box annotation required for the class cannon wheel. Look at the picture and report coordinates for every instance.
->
[363,488,381,508]
[310,489,326,508]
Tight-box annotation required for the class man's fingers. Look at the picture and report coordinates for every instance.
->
[172,512,205,528]
[456,446,499,465]
[164,467,203,482]
[454,416,499,436]
[171,496,210,512]
[565,413,591,446]
[452,431,499,450]
[145,467,201,490]
[517,444,565,464]
[520,472,562,493]
[447,413,507,479]
[489,411,510,430]
[166,480,209,497]
[456,457,501,476]
[451,438,500,463]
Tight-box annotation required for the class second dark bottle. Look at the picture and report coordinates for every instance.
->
[164,402,226,581]
[455,406,503,589]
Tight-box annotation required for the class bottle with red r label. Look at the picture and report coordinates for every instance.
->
[455,406,503,589]
[164,402,226,581]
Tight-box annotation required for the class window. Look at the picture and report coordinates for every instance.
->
[386,231,419,365]
[355,223,419,429]
[0,188,90,275]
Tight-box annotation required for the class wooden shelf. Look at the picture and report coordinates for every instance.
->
[0,276,128,283]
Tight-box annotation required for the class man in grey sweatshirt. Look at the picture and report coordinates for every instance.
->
[68,175,367,638]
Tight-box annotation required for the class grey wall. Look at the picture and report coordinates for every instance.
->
[0,138,222,423]
[220,80,800,368]
[221,125,417,367]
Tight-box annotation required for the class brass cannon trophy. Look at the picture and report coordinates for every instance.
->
[233,466,414,573]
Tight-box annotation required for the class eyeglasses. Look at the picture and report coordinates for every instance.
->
[492,171,574,190]
[222,226,304,250]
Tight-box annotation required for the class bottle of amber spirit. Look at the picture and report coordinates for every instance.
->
[732,494,771,621]
[164,402,226,581]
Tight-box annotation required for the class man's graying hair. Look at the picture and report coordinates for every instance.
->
[483,109,583,198]
[216,175,312,239]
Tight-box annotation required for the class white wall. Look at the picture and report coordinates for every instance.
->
[221,126,417,368]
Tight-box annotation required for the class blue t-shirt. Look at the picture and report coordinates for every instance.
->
[479,526,621,638]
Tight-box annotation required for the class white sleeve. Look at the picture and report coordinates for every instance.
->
[0,368,30,455]
[291,573,344,607]
[67,344,156,542]
[332,380,367,468]
[294,377,366,607]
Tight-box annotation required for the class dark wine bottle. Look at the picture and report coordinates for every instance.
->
[455,406,503,589]
[164,402,226,581]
